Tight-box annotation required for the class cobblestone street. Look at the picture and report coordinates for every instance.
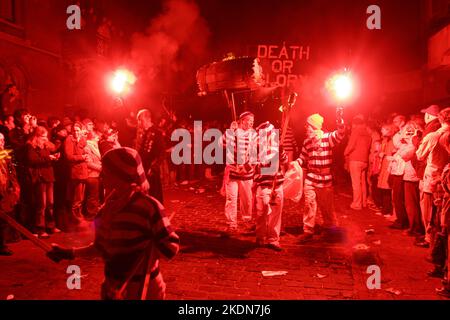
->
[0,179,447,300]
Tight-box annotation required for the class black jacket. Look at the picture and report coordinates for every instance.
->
[26,144,55,183]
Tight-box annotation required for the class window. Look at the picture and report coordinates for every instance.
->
[0,0,16,23]
[0,0,25,38]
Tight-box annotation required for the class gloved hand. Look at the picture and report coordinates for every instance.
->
[47,244,75,263]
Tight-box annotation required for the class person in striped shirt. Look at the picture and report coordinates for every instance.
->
[282,124,298,162]
[221,112,257,232]
[296,113,346,243]
[47,147,179,300]
[254,121,288,251]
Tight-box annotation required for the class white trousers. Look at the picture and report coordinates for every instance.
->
[225,179,253,228]
[303,183,337,234]
[255,185,283,245]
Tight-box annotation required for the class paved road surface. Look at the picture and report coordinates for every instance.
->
[0,179,446,300]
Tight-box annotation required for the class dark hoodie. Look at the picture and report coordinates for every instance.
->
[344,125,372,163]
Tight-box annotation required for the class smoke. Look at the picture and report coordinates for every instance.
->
[130,0,210,105]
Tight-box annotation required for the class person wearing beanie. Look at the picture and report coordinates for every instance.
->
[253,121,288,251]
[414,105,443,248]
[47,147,180,300]
[220,111,257,233]
[136,109,165,203]
[306,113,324,130]
[296,113,346,243]
[415,107,450,248]
[421,105,441,136]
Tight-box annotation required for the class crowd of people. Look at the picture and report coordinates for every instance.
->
[217,105,449,298]
[0,107,176,236]
[0,104,184,299]
[343,105,450,298]
[0,95,449,299]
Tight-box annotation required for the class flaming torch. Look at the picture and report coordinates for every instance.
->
[108,68,137,112]
[326,69,354,127]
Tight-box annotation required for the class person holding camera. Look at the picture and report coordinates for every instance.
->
[415,105,447,248]
[415,108,450,280]
[391,121,424,237]
[26,126,60,238]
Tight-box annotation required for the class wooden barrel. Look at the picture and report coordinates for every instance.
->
[196,57,264,95]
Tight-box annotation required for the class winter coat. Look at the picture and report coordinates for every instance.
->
[377,138,395,190]
[85,140,101,178]
[26,144,55,183]
[64,135,88,180]
[392,140,419,182]
[0,155,19,212]
[344,125,372,163]
[416,124,449,193]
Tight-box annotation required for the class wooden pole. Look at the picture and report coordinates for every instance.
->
[0,211,52,252]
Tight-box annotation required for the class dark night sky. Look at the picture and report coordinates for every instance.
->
[109,0,425,73]
[99,0,427,122]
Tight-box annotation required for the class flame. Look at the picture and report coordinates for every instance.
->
[110,69,136,95]
[326,71,353,102]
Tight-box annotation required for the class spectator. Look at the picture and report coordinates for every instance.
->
[0,132,20,256]
[83,118,95,137]
[1,84,23,119]
[435,127,450,298]
[415,107,450,248]
[63,121,89,231]
[136,109,165,203]
[344,116,372,210]
[367,120,382,211]
[417,108,450,279]
[47,117,60,130]
[51,124,69,230]
[10,109,33,229]
[84,130,101,220]
[0,114,15,149]
[377,123,396,217]
[414,105,446,248]
[26,126,60,238]
[389,114,409,230]
[62,117,73,135]
[394,121,423,236]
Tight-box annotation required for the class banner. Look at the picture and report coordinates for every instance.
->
[254,42,311,88]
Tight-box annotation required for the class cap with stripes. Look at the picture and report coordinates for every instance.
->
[239,111,254,120]
[101,147,147,185]
[255,121,274,132]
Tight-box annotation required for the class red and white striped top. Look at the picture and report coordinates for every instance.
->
[296,130,345,188]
